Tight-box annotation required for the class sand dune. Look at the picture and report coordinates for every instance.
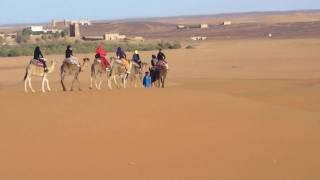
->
[0,38,320,180]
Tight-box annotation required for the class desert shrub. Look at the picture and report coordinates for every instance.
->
[0,40,181,57]
[7,48,22,57]
[185,45,194,49]
[16,28,32,44]
[157,41,181,49]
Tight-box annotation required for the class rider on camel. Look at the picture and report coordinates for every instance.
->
[157,49,168,69]
[132,50,142,68]
[95,43,110,70]
[65,45,80,67]
[116,47,130,73]
[33,46,48,73]
[151,55,158,67]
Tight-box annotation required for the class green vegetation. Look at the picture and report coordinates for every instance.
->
[0,40,182,57]
[185,45,194,49]
[16,28,32,43]
[0,28,182,57]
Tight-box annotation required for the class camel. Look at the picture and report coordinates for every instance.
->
[109,58,133,89]
[60,58,90,91]
[150,66,168,88]
[23,59,56,93]
[90,57,113,90]
[129,61,148,88]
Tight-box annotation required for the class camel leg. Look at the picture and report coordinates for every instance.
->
[78,79,82,91]
[90,77,94,90]
[45,77,51,91]
[61,73,67,92]
[161,77,165,88]
[98,76,104,90]
[113,76,119,88]
[77,74,82,91]
[28,77,35,93]
[42,74,49,93]
[41,77,46,93]
[93,75,99,89]
[134,76,138,88]
[123,76,127,89]
[70,76,76,91]
[24,77,29,93]
[107,78,112,90]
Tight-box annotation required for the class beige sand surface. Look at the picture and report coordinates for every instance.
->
[0,38,319,180]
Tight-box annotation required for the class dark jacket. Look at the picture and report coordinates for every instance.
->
[34,47,44,60]
[65,48,73,58]
[157,52,166,61]
[151,58,158,66]
[132,54,140,62]
[117,49,127,59]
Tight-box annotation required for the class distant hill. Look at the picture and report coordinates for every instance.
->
[2,9,320,40]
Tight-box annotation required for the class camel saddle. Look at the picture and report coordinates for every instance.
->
[156,61,168,70]
[30,59,45,67]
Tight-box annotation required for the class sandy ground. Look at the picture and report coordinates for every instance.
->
[0,38,320,180]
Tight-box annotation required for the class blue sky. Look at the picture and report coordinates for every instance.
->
[0,0,320,24]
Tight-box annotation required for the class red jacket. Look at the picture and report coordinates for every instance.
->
[96,44,106,57]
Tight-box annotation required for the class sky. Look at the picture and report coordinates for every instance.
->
[0,0,320,24]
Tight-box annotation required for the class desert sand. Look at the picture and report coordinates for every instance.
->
[0,38,320,180]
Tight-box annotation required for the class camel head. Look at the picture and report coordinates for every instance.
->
[82,58,90,67]
[47,60,57,73]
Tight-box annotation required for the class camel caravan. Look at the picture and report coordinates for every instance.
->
[23,44,168,93]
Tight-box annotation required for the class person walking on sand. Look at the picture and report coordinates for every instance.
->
[33,46,48,73]
[143,72,152,88]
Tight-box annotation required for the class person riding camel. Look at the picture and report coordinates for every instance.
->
[116,47,130,73]
[150,55,158,67]
[157,49,168,69]
[95,43,110,70]
[132,50,142,69]
[33,46,48,73]
[64,45,80,67]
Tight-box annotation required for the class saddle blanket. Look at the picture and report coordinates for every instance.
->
[64,57,79,65]
[31,59,46,67]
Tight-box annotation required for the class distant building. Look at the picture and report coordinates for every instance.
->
[200,24,209,29]
[83,36,104,41]
[64,19,91,27]
[177,25,186,29]
[64,19,70,27]
[52,20,57,28]
[28,26,44,32]
[104,33,126,41]
[191,36,207,41]
[177,24,209,29]
[222,21,232,25]
[43,29,63,34]
[69,24,80,38]
[133,36,144,42]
